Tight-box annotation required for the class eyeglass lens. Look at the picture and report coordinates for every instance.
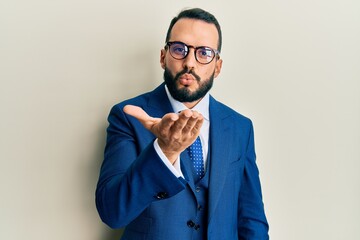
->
[168,42,216,64]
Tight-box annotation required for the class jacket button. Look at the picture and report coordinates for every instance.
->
[195,187,201,192]
[187,220,195,228]
[155,192,167,199]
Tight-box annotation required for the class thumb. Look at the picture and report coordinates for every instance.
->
[123,105,158,129]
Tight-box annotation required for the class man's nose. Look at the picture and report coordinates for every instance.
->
[182,49,197,70]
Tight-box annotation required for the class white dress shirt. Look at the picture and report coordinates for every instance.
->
[153,85,210,178]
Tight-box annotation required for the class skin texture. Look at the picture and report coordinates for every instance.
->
[124,18,223,164]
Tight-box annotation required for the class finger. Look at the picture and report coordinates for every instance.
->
[123,105,158,129]
[123,105,150,120]
[182,111,201,134]
[190,114,204,136]
[157,113,179,135]
[170,109,193,133]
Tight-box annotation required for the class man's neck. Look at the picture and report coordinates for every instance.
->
[183,99,203,109]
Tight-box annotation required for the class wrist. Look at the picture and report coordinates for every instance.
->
[158,141,180,165]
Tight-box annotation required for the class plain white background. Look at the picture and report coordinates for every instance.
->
[1,0,359,239]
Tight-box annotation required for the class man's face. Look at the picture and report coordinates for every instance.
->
[160,18,222,106]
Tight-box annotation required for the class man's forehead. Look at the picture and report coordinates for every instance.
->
[169,18,218,49]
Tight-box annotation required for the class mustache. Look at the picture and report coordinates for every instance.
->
[174,68,201,82]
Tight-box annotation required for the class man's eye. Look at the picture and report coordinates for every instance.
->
[197,49,212,58]
[173,47,185,54]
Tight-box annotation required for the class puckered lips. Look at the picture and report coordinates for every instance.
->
[178,73,196,87]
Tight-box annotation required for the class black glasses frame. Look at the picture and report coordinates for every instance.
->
[165,41,220,65]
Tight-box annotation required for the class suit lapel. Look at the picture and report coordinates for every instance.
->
[207,97,232,224]
[146,83,174,118]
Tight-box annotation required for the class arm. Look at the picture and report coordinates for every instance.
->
[238,122,269,239]
[95,104,186,228]
[95,104,203,228]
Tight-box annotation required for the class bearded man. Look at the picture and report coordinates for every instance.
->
[96,8,269,240]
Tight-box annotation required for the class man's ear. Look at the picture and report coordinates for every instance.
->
[160,49,166,69]
[214,58,223,78]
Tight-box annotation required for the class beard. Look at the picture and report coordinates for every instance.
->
[163,67,214,103]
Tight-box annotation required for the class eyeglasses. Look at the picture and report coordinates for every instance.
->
[165,41,220,65]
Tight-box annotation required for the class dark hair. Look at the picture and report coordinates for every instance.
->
[165,8,222,52]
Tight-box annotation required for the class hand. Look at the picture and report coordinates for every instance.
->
[123,105,204,164]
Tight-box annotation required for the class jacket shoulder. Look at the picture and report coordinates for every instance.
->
[210,96,253,126]
[109,83,168,114]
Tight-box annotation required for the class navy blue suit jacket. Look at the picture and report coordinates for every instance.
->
[96,83,269,239]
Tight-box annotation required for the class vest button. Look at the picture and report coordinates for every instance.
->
[187,220,195,228]
[195,187,201,192]
[197,205,202,211]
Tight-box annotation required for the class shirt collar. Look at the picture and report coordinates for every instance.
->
[165,84,210,121]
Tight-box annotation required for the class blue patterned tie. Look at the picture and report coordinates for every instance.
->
[188,137,205,179]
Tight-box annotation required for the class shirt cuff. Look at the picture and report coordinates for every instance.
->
[153,139,184,179]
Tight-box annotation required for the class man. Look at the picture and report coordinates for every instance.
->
[96,8,269,240]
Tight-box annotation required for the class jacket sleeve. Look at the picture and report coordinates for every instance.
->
[238,121,269,239]
[95,104,186,229]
